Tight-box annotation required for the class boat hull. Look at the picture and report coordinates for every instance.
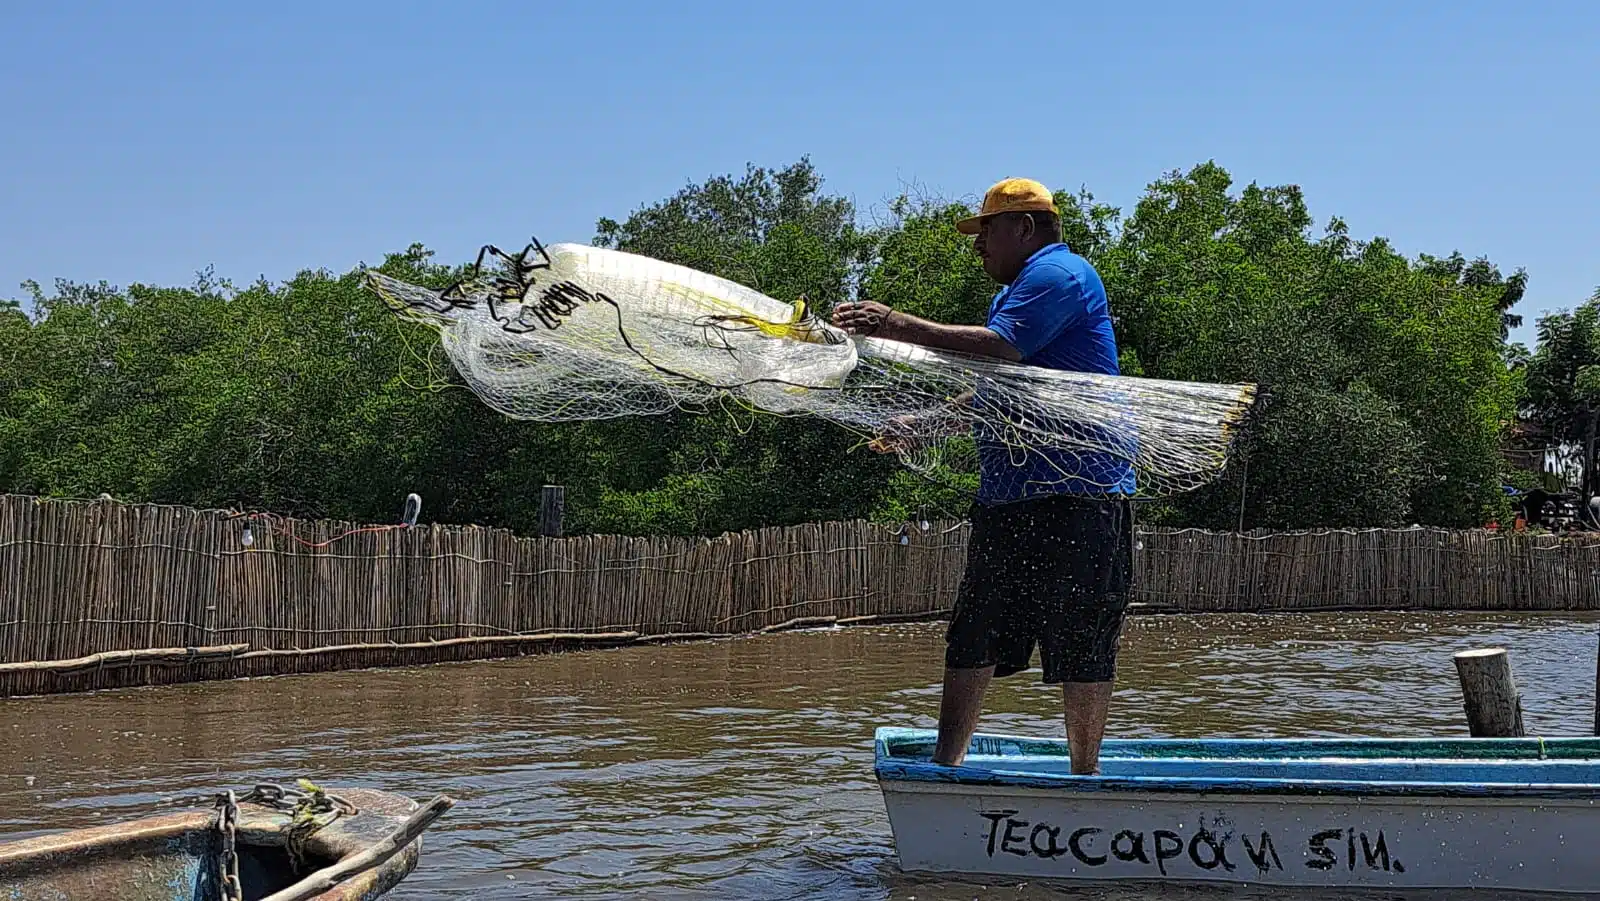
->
[882,780,1600,893]
[875,728,1600,896]
[0,787,427,901]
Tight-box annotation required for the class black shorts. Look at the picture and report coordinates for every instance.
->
[945,494,1134,684]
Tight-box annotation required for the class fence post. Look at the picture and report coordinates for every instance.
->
[1453,648,1525,737]
[539,486,565,538]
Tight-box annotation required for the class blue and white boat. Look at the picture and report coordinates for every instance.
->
[874,727,1600,895]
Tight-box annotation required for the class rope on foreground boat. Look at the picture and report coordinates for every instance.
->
[257,795,456,901]
[172,780,359,819]
[194,779,361,900]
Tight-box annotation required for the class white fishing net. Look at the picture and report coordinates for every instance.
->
[366,240,1258,501]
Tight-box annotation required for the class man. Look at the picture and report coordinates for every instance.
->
[832,177,1134,775]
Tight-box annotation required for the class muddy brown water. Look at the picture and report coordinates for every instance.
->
[4,612,1599,900]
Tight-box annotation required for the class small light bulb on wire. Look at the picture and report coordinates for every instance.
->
[241,525,254,548]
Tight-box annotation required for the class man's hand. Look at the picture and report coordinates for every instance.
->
[832,300,898,338]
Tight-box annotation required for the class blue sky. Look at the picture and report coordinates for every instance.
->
[2,2,1595,349]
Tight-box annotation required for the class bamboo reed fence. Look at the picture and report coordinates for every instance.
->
[3,494,1599,697]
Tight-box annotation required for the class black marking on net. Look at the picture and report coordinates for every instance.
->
[399,238,560,329]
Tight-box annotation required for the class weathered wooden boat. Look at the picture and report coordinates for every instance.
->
[875,727,1600,896]
[0,781,454,901]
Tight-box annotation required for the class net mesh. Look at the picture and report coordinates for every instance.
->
[366,240,1258,501]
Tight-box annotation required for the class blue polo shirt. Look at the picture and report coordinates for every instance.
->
[974,243,1137,503]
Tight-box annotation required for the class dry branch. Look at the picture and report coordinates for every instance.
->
[230,631,641,662]
[756,615,837,634]
[634,631,735,644]
[0,643,249,675]
[835,611,947,626]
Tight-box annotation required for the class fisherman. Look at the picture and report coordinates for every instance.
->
[831,177,1134,775]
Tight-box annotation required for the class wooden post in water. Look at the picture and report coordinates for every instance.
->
[1453,648,1525,737]
[538,485,565,537]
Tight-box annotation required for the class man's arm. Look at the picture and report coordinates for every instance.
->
[830,301,1022,362]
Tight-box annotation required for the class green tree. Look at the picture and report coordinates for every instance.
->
[1097,162,1517,529]
[0,299,35,482]
[1522,292,1600,502]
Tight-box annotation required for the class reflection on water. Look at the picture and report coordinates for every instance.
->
[3,612,1598,899]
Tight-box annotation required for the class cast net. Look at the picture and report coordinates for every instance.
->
[366,239,1258,501]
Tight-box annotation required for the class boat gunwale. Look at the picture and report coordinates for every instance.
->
[873,727,1600,799]
[0,811,214,873]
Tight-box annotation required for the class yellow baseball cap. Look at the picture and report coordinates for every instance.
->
[955,177,1058,235]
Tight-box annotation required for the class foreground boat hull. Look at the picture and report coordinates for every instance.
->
[0,786,440,901]
[875,728,1600,896]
